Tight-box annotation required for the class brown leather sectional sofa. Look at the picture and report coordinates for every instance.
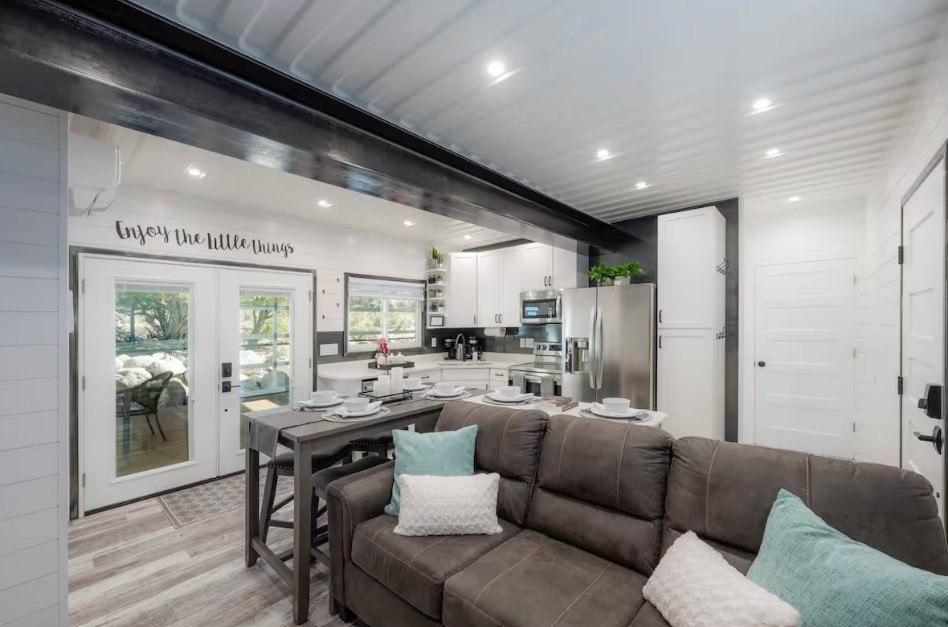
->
[326,402,948,627]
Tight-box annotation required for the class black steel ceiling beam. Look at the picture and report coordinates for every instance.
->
[0,0,635,251]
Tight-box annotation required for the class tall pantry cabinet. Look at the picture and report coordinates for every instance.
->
[657,206,726,439]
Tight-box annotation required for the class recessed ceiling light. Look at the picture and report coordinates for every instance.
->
[464,234,472,240]
[185,165,207,179]
[765,148,782,159]
[752,97,773,113]
[486,60,506,78]
[403,220,415,227]
[635,181,649,190]
[596,148,612,160]
[788,195,801,202]
[317,199,332,208]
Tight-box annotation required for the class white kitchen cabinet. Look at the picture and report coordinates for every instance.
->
[657,328,724,440]
[657,207,726,329]
[551,246,579,290]
[477,251,502,327]
[489,368,511,391]
[445,253,477,327]
[500,247,523,326]
[412,368,442,384]
[656,206,726,440]
[521,243,552,291]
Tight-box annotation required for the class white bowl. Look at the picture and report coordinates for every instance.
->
[435,382,457,395]
[310,390,336,403]
[343,397,370,413]
[602,397,631,414]
[496,385,522,398]
[404,377,421,389]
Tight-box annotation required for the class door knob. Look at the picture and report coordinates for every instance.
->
[757,361,766,367]
[914,426,943,455]
[917,384,942,419]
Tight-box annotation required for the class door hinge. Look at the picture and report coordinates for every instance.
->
[897,245,904,265]
[308,290,312,302]
[897,376,904,395]
[852,421,857,433]
[309,357,312,368]
[81,375,85,390]
[81,472,86,488]
[81,279,86,294]
[853,347,857,359]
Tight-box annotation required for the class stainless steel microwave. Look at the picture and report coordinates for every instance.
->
[520,290,562,325]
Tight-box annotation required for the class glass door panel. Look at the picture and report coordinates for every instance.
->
[114,281,192,477]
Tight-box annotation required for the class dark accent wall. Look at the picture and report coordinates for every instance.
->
[590,199,740,442]
[316,324,560,364]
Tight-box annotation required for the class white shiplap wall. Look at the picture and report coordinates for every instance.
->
[0,95,68,626]
[863,12,948,470]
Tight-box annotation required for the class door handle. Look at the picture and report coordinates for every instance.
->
[914,426,943,455]
[658,309,662,324]
[757,361,766,367]
[917,384,942,419]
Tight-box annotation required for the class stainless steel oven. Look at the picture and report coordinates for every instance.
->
[520,290,561,325]
[509,344,563,396]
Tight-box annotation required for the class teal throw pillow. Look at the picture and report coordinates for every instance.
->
[384,424,478,516]
[746,489,948,627]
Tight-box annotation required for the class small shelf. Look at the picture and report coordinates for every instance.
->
[427,297,445,301]
[426,266,447,273]
[427,283,446,288]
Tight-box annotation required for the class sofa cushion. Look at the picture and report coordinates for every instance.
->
[444,529,648,627]
[350,514,520,619]
[628,603,672,627]
[526,415,674,574]
[665,437,948,574]
[436,402,548,525]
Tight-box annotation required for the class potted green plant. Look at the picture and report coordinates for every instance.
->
[428,273,443,285]
[612,261,647,285]
[428,246,444,270]
[587,264,615,286]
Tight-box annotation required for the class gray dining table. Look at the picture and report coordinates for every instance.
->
[243,390,485,625]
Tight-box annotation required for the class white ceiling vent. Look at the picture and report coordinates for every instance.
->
[68,133,121,216]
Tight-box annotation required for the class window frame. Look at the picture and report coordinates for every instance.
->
[344,273,426,355]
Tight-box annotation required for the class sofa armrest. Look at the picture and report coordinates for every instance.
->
[326,460,394,609]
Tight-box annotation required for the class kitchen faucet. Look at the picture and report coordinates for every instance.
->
[455,333,466,361]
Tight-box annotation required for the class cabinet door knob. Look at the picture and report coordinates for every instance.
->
[757,361,766,367]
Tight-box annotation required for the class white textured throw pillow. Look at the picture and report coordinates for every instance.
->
[393,473,503,537]
[643,531,801,627]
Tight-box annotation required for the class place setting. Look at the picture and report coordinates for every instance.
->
[482,385,536,407]
[322,396,391,423]
[294,390,345,412]
[421,381,472,400]
[579,397,651,422]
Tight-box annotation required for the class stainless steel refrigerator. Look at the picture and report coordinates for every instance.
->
[561,283,655,408]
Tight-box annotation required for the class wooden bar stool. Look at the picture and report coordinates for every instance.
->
[259,443,352,546]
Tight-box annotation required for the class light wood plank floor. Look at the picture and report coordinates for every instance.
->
[69,496,359,626]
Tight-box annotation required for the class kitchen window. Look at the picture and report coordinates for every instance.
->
[346,275,424,353]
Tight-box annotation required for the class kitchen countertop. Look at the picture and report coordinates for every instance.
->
[316,352,530,382]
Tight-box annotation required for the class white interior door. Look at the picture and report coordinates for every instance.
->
[81,256,218,511]
[901,155,946,518]
[217,268,313,475]
[754,258,855,459]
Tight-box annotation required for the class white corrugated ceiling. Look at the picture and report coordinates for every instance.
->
[134,0,948,221]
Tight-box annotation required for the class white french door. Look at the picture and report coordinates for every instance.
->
[217,268,313,475]
[79,255,313,512]
[901,153,946,521]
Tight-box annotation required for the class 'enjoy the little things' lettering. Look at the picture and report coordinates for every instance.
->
[114,220,295,258]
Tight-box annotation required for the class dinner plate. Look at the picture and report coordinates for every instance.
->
[404,385,429,392]
[486,392,535,403]
[333,401,383,417]
[297,397,343,409]
[427,387,466,398]
[588,404,643,419]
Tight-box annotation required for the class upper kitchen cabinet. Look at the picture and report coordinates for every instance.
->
[657,207,726,329]
[444,253,477,327]
[476,250,502,327]
[521,243,579,291]
[500,247,523,326]
[521,243,552,290]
